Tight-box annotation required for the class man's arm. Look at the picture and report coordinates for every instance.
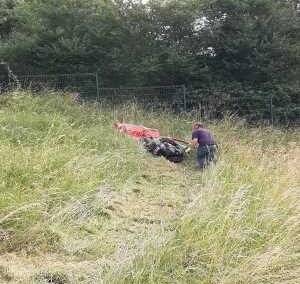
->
[191,131,199,148]
[190,138,198,148]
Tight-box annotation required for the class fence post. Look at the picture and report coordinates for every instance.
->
[270,95,274,127]
[182,85,187,112]
[95,72,100,102]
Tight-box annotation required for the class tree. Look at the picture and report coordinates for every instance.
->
[0,0,19,40]
[1,0,299,93]
[195,0,300,87]
[2,0,131,84]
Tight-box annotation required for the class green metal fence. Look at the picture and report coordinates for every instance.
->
[17,73,99,99]
[98,85,185,109]
[186,89,299,126]
[0,72,299,125]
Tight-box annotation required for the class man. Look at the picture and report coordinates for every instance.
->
[191,122,218,170]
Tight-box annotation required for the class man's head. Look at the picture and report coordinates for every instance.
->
[192,122,204,130]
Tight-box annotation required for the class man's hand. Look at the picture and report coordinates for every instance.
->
[190,138,198,148]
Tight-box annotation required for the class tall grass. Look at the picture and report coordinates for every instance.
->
[0,92,299,283]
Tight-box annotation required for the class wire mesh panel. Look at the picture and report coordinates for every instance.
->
[98,85,184,110]
[225,96,273,123]
[0,63,21,92]
[187,91,300,126]
[17,73,98,99]
[0,64,9,93]
[0,75,8,93]
[1,70,298,125]
[187,90,274,124]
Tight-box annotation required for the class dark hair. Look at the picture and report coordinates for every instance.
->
[193,122,204,128]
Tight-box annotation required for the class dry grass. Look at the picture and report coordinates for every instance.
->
[0,92,299,283]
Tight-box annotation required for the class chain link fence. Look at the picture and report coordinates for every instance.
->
[0,72,299,126]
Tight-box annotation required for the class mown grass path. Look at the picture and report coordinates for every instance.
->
[0,93,299,284]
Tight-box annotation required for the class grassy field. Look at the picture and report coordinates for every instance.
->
[0,92,299,284]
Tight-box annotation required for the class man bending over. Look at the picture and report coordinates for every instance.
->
[191,122,218,170]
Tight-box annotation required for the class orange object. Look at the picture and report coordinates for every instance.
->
[115,123,160,140]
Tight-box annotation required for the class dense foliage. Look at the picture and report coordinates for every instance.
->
[0,0,299,122]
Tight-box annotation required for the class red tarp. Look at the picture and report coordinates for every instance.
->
[115,123,160,140]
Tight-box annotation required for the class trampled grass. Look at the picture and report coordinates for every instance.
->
[0,92,299,283]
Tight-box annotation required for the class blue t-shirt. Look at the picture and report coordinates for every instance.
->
[192,129,215,147]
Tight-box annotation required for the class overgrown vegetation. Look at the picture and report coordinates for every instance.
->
[0,0,300,122]
[0,92,299,283]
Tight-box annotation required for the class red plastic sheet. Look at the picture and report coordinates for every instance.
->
[115,123,160,140]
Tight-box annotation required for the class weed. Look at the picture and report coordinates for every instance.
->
[0,92,299,283]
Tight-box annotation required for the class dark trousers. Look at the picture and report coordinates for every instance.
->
[197,145,217,170]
